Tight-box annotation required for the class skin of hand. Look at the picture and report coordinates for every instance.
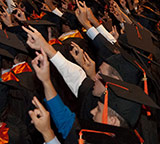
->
[110,1,121,13]
[110,25,119,40]
[79,1,100,27]
[75,0,92,30]
[0,0,7,9]
[119,0,127,9]
[70,41,84,67]
[28,96,55,143]
[32,48,50,84]
[82,52,96,80]
[0,7,13,27]
[41,3,52,12]
[13,8,26,21]
[22,25,56,58]
[112,11,124,23]
[44,0,56,11]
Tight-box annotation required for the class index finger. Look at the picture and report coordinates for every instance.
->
[40,48,48,62]
[2,6,7,13]
[22,26,34,36]
[32,96,47,114]
[76,0,83,10]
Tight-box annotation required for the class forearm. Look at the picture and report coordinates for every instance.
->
[43,44,57,59]
[43,80,57,101]
[89,15,101,28]
[45,95,76,139]
[50,51,86,97]
[120,10,132,24]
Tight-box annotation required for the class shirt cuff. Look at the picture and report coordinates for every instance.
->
[52,8,63,17]
[86,27,99,40]
[96,25,117,44]
[44,136,61,144]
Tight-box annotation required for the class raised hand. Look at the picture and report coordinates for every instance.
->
[44,0,56,11]
[29,96,55,142]
[32,48,50,83]
[22,25,49,50]
[119,0,127,9]
[82,52,96,80]
[70,41,84,66]
[110,25,119,40]
[0,7,13,27]
[13,8,26,21]
[75,0,92,30]
[41,3,52,12]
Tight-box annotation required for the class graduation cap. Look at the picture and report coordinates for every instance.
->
[78,119,140,144]
[99,74,159,127]
[0,48,14,59]
[104,54,141,84]
[24,20,56,26]
[124,23,159,55]
[0,30,28,54]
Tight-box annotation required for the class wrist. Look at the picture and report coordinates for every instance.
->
[47,3,55,10]
[83,22,92,30]
[44,44,57,58]
[42,129,55,143]
[90,71,96,81]
[7,24,14,27]
[42,79,52,87]
[92,19,100,28]
[89,16,100,28]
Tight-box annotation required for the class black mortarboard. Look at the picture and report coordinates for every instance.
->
[104,54,141,84]
[100,74,159,108]
[78,119,140,144]
[99,74,159,127]
[24,20,56,26]
[0,30,28,54]
[0,48,14,59]
[124,23,159,55]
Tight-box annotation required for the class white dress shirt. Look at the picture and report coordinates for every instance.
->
[50,51,87,97]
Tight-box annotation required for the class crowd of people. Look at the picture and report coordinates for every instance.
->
[0,0,160,143]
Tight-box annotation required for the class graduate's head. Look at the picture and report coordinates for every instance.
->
[90,101,127,127]
[92,62,122,97]
[14,53,30,64]
[91,74,159,128]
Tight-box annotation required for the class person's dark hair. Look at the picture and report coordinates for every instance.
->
[1,59,13,69]
[108,107,129,128]
[14,53,31,63]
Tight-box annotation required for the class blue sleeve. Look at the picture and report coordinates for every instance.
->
[44,94,75,139]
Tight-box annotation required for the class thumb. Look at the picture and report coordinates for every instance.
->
[28,110,38,124]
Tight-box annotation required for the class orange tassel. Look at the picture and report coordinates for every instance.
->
[134,129,144,144]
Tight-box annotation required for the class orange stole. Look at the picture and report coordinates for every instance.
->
[0,123,9,144]
[1,71,19,82]
[48,39,62,45]
[11,62,32,75]
[30,11,46,20]
[58,30,83,41]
